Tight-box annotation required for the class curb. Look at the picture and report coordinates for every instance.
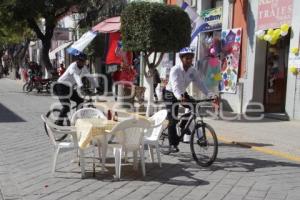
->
[218,135,300,163]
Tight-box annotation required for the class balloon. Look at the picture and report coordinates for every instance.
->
[290,66,298,75]
[274,29,281,37]
[267,28,274,35]
[273,33,280,40]
[281,30,288,36]
[264,34,272,42]
[291,47,299,55]
[280,24,290,32]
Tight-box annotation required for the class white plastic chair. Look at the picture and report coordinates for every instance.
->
[71,108,107,173]
[71,108,106,125]
[144,109,168,167]
[41,114,79,175]
[107,118,151,180]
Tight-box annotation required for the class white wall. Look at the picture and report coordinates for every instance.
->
[286,0,300,119]
[242,0,269,113]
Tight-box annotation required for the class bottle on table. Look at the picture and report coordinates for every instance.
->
[107,109,112,120]
[113,111,118,121]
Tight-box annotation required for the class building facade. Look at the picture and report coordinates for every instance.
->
[169,0,300,120]
[227,0,300,120]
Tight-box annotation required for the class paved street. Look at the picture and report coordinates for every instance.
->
[1,78,300,200]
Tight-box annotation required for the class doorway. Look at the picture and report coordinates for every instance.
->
[264,34,290,113]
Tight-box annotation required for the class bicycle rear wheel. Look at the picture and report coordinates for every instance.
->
[190,123,218,167]
[44,109,70,141]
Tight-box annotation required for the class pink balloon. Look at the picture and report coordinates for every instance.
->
[210,48,216,55]
[208,57,219,67]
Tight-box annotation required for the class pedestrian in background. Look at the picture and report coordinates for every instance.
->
[153,68,161,103]
[112,65,122,101]
[57,63,65,77]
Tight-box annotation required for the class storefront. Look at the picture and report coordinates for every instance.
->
[196,6,223,94]
[239,0,300,120]
[263,33,290,113]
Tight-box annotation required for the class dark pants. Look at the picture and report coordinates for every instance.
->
[163,89,194,146]
[53,83,84,123]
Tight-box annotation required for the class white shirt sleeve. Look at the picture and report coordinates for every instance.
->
[192,69,209,96]
[170,68,184,99]
[69,64,83,88]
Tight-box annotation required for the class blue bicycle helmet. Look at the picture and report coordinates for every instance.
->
[179,47,195,56]
[76,53,87,61]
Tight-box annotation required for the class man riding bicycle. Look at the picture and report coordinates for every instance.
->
[53,53,98,126]
[163,47,215,153]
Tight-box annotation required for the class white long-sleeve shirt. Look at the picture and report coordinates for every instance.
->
[166,63,209,100]
[58,62,98,88]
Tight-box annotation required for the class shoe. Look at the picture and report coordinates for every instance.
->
[169,145,180,153]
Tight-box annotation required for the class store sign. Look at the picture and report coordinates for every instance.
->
[200,7,222,32]
[257,0,293,30]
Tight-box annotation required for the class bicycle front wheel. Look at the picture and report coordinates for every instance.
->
[45,109,70,141]
[190,123,218,167]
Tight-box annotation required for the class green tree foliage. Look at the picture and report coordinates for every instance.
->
[121,2,191,56]
[1,0,84,69]
[0,1,33,77]
[121,2,191,116]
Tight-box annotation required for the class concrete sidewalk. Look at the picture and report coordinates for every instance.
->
[209,116,300,161]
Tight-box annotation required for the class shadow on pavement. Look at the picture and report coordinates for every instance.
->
[167,143,300,173]
[218,142,274,148]
[55,162,210,186]
[210,157,300,172]
[0,103,26,122]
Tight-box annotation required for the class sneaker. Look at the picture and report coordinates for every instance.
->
[169,145,180,153]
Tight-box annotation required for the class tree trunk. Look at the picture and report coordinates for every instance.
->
[42,39,52,70]
[27,18,54,77]
[42,21,55,73]
[145,76,154,117]
[143,52,164,117]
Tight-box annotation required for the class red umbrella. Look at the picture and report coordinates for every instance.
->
[92,16,121,33]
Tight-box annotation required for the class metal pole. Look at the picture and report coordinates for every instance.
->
[140,52,144,87]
